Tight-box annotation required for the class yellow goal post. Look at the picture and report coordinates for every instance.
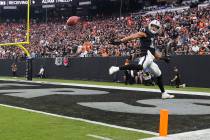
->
[0,0,31,58]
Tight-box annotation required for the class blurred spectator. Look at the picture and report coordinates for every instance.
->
[11,62,17,77]
[170,66,186,88]
[0,6,209,59]
[37,66,45,78]
[134,70,144,84]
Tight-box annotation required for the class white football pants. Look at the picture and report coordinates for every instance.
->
[138,50,161,77]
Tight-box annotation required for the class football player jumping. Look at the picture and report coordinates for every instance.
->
[109,20,175,99]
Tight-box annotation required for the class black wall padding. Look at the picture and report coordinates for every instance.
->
[0,56,209,88]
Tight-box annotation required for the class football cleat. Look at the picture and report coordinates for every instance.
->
[162,92,175,99]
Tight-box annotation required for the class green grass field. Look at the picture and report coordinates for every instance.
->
[0,76,158,140]
[0,105,153,140]
[0,76,210,140]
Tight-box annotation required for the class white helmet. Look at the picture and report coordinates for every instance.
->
[148,20,161,34]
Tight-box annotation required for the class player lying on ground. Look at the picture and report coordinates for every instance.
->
[109,20,174,99]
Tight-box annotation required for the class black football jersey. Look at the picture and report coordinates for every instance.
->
[139,27,156,56]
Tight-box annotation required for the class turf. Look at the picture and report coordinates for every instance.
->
[1,76,210,93]
[0,105,154,140]
[0,76,210,139]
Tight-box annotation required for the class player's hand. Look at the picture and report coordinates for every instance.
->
[110,39,122,45]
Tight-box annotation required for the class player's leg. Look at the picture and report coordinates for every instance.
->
[148,62,175,99]
[109,58,143,75]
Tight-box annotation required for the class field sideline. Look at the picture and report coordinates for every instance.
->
[1,76,210,93]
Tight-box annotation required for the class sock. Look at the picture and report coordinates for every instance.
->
[119,64,143,71]
[157,75,165,93]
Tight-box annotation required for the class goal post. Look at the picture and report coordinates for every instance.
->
[0,0,31,50]
[0,0,32,80]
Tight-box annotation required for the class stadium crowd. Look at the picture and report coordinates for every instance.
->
[0,6,209,59]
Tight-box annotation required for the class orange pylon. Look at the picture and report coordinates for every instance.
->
[159,109,169,136]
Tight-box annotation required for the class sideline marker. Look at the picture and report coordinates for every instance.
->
[159,109,169,136]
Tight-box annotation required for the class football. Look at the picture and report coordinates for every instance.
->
[66,16,80,26]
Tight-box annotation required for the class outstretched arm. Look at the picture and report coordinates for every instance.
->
[120,32,147,43]
[110,32,146,45]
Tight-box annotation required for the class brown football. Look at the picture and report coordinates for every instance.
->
[66,16,80,26]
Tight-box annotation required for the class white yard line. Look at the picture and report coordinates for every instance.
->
[87,134,112,140]
[0,103,158,136]
[1,78,210,97]
[142,128,210,140]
